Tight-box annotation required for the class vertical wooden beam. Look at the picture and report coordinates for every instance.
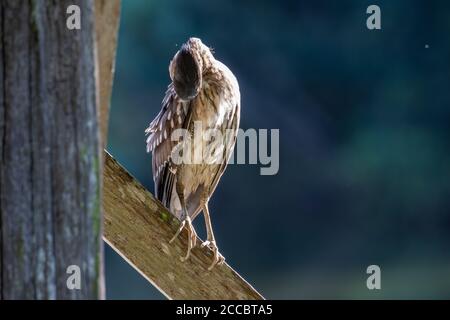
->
[93,0,121,299]
[0,0,101,299]
[94,0,121,148]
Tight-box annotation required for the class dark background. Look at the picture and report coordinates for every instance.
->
[105,0,450,299]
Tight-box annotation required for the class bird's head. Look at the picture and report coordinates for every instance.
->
[169,37,214,101]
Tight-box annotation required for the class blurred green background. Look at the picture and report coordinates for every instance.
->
[105,0,450,299]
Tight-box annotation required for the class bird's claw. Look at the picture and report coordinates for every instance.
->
[201,240,225,270]
[169,217,197,262]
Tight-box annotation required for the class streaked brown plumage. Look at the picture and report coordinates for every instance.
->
[145,38,240,269]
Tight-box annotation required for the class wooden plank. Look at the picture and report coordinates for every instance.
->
[102,151,264,300]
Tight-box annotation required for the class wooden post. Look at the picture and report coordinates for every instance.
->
[0,0,101,299]
[94,0,121,148]
[103,151,264,300]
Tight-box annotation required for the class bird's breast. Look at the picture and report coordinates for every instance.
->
[194,80,236,125]
[179,81,236,194]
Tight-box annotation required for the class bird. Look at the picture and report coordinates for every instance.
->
[145,37,240,270]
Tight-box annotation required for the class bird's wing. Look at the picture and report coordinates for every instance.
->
[208,102,241,197]
[145,84,192,207]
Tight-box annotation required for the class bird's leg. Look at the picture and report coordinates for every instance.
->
[169,182,197,262]
[200,201,225,270]
[169,209,198,262]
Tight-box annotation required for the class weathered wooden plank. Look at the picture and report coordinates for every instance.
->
[103,151,264,300]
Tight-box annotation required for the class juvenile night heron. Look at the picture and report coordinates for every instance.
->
[145,38,240,270]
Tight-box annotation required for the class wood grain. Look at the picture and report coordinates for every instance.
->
[103,151,264,300]
[94,0,121,148]
[0,0,101,299]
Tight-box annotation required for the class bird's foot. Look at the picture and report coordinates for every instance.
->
[201,240,225,270]
[169,216,197,262]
